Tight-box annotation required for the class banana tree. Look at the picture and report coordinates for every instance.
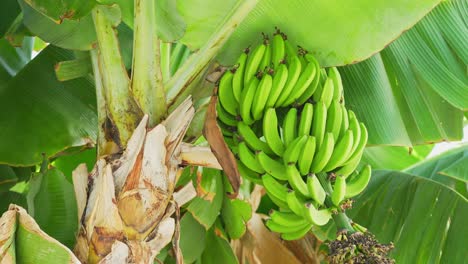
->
[0,0,467,263]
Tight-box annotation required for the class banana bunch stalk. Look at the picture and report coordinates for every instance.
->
[216,29,372,240]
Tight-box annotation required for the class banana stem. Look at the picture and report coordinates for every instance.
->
[165,0,259,108]
[316,172,355,234]
[160,41,172,83]
[131,0,167,126]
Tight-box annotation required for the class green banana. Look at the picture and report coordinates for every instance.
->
[325,99,343,141]
[347,111,362,155]
[219,121,235,137]
[263,174,289,208]
[298,136,316,175]
[265,63,288,108]
[328,67,343,101]
[237,161,262,185]
[286,190,305,216]
[342,122,368,165]
[334,151,363,178]
[322,130,354,172]
[306,174,326,206]
[282,107,298,147]
[244,42,266,87]
[339,103,349,138]
[286,163,310,198]
[239,77,259,125]
[284,37,297,61]
[318,77,334,109]
[331,175,346,206]
[216,102,238,127]
[280,222,313,241]
[303,203,332,226]
[271,31,285,68]
[259,38,271,71]
[218,70,237,115]
[252,73,273,120]
[232,50,248,102]
[296,56,321,105]
[266,217,311,234]
[263,108,285,156]
[238,142,265,173]
[282,61,317,106]
[345,164,371,198]
[311,101,327,148]
[309,132,335,173]
[283,135,308,165]
[256,151,288,181]
[275,56,302,106]
[297,103,313,136]
[237,122,273,154]
[269,210,305,226]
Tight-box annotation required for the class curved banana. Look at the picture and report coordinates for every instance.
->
[282,61,317,106]
[347,111,362,155]
[342,122,368,165]
[269,210,305,226]
[263,108,285,156]
[263,174,289,208]
[286,164,310,198]
[239,77,259,125]
[218,70,237,115]
[306,174,326,206]
[256,151,288,181]
[237,161,262,185]
[334,151,363,178]
[283,135,308,165]
[284,38,297,61]
[275,56,302,106]
[339,103,349,138]
[232,51,248,102]
[325,99,343,141]
[317,77,334,109]
[216,102,238,127]
[331,175,346,206]
[303,203,332,226]
[259,38,271,71]
[271,32,285,68]
[286,190,305,216]
[237,122,273,154]
[296,56,321,105]
[252,73,273,120]
[238,142,265,173]
[323,130,354,172]
[311,101,327,148]
[266,217,310,234]
[219,121,234,137]
[309,132,335,173]
[298,136,316,175]
[280,222,313,241]
[244,43,266,87]
[328,67,343,102]
[282,107,298,147]
[266,63,288,108]
[297,103,313,136]
[345,164,371,198]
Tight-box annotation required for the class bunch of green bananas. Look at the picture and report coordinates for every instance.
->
[216,29,372,240]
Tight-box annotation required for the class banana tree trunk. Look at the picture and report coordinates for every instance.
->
[72,98,195,263]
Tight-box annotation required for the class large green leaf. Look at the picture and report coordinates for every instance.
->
[201,227,238,264]
[362,144,434,171]
[339,0,466,146]
[349,170,468,263]
[178,0,441,66]
[0,45,97,166]
[0,0,21,37]
[27,167,78,249]
[23,0,96,22]
[19,0,97,50]
[187,168,224,229]
[180,212,207,263]
[405,145,468,198]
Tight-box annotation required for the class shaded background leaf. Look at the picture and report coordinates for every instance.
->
[0,45,97,166]
[349,170,468,263]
